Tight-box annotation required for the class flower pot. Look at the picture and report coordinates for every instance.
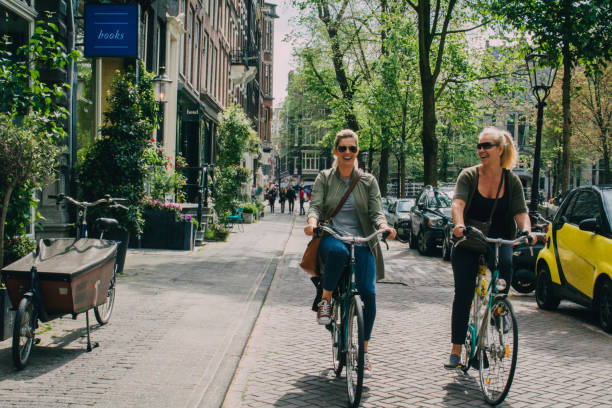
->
[243,212,254,224]
[141,210,193,250]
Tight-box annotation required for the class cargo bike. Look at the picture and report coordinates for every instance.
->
[0,194,127,369]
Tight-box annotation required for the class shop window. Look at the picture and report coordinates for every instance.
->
[0,4,31,64]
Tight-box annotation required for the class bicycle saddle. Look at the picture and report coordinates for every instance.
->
[96,218,119,230]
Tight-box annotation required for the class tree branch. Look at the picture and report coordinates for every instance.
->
[406,0,418,12]
[305,56,341,100]
[432,0,457,82]
[433,20,491,36]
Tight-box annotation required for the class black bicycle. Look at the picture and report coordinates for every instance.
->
[314,223,389,408]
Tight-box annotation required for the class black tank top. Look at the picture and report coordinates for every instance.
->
[466,188,510,239]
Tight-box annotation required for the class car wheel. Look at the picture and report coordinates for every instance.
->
[442,236,451,261]
[417,230,429,255]
[597,279,612,334]
[535,263,560,310]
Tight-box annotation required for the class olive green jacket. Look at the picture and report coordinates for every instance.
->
[308,167,388,280]
[453,165,528,238]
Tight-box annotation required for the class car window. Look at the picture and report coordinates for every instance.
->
[418,193,427,206]
[567,191,601,225]
[389,202,396,212]
[433,192,452,208]
[603,190,612,216]
[397,201,412,212]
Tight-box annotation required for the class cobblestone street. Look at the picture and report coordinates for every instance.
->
[225,215,612,408]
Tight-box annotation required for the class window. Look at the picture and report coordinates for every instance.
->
[506,113,515,139]
[193,19,200,90]
[265,20,271,51]
[264,64,271,94]
[264,108,270,141]
[201,33,208,91]
[568,191,601,225]
[212,47,218,99]
[302,152,320,171]
[518,115,527,147]
[0,4,31,64]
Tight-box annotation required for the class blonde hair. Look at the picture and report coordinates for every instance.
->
[332,129,359,169]
[479,127,518,170]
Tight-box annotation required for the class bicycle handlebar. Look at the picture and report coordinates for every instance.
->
[314,223,390,246]
[463,225,531,247]
[49,194,128,210]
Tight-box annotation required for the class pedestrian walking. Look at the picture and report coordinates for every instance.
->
[286,184,296,213]
[268,187,277,213]
[279,187,287,213]
[445,127,537,370]
[304,128,396,377]
[299,186,306,215]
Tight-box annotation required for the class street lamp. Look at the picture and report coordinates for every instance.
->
[153,66,172,104]
[525,53,557,214]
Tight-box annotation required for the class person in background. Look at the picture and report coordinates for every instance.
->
[279,187,287,213]
[268,186,277,213]
[299,186,306,215]
[286,184,296,213]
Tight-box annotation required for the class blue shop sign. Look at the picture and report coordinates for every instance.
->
[84,4,139,57]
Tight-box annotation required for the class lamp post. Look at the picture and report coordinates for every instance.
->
[153,66,172,104]
[525,53,557,214]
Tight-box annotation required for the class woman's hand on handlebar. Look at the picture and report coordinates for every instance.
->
[304,218,317,236]
[453,224,465,238]
[379,224,396,240]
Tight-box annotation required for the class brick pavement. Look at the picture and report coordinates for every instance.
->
[0,211,295,407]
[224,220,612,408]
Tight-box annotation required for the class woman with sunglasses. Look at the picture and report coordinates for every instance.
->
[445,127,536,369]
[304,129,396,377]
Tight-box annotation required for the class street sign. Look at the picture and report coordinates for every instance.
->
[84,5,140,57]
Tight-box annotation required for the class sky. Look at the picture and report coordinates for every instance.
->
[271,0,301,108]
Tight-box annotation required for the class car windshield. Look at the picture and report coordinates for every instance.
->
[431,192,451,208]
[397,200,414,212]
[604,190,612,216]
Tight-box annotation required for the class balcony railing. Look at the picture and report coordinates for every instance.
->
[230,47,259,67]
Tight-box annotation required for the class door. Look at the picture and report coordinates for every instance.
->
[412,191,427,236]
[556,190,601,298]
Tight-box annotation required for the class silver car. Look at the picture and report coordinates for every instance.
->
[386,198,415,229]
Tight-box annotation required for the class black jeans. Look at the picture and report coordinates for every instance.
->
[299,200,305,215]
[288,199,294,212]
[450,243,513,345]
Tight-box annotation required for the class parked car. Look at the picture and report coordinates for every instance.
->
[386,198,415,241]
[535,185,612,333]
[409,186,452,255]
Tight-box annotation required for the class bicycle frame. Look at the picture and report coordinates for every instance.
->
[336,243,359,357]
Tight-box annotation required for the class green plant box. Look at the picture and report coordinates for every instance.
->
[141,210,194,250]
[243,213,254,223]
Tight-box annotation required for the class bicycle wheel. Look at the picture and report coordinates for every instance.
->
[12,297,35,370]
[460,325,474,372]
[94,276,116,325]
[345,295,365,408]
[478,297,518,405]
[331,301,344,377]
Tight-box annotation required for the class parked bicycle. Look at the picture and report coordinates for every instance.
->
[453,225,531,405]
[1,194,127,369]
[314,223,390,408]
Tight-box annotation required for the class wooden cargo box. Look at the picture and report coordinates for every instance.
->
[1,238,117,316]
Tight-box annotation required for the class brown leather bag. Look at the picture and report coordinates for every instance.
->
[300,171,362,276]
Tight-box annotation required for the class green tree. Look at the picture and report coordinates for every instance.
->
[488,0,612,193]
[78,62,160,235]
[214,105,259,219]
[0,114,59,267]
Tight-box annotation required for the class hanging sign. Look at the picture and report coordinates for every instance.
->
[84,4,139,57]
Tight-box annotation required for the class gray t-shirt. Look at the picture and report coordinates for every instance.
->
[331,177,365,243]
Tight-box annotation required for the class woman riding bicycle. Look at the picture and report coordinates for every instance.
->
[445,127,536,369]
[304,129,396,377]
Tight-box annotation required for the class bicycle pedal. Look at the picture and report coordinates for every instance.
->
[34,338,41,345]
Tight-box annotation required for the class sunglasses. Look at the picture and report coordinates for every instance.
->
[337,145,358,153]
[477,142,500,150]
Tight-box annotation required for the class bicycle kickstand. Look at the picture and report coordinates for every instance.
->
[85,310,99,352]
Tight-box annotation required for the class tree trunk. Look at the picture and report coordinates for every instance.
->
[367,135,374,173]
[379,145,390,196]
[421,79,438,186]
[602,135,611,184]
[328,27,359,131]
[0,184,15,268]
[560,45,573,193]
[399,153,406,198]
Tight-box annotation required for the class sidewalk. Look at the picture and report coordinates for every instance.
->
[0,211,295,407]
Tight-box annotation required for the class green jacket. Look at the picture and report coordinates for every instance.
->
[308,167,388,280]
[453,165,528,238]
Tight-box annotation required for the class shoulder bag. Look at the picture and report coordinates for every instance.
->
[455,169,506,254]
[300,171,362,276]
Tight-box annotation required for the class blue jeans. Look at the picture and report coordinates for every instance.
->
[319,234,376,341]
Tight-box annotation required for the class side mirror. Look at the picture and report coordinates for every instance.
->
[578,218,599,233]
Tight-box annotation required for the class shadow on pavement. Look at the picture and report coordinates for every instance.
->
[273,371,370,407]
[442,372,514,407]
[0,341,85,380]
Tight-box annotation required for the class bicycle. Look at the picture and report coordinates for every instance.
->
[1,194,127,369]
[314,223,389,408]
[452,226,531,405]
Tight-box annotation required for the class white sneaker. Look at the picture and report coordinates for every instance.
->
[317,299,331,325]
[364,353,372,378]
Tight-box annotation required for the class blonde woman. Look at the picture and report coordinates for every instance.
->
[445,127,537,369]
[304,129,396,377]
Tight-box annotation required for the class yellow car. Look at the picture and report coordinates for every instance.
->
[535,185,612,333]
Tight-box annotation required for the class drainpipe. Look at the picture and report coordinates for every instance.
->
[68,0,77,197]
